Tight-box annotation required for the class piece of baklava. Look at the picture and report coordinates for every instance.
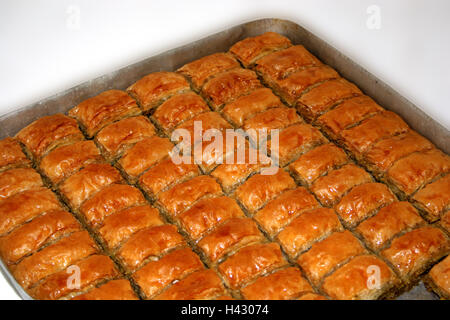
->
[16,114,84,159]
[412,174,450,222]
[0,167,43,200]
[95,116,156,161]
[72,279,139,300]
[177,52,240,91]
[424,255,450,299]
[127,71,190,112]
[69,90,141,138]
[0,137,31,172]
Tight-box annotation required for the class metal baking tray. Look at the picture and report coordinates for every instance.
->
[0,18,446,300]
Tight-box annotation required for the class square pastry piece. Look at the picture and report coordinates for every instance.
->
[381,227,449,281]
[28,254,119,300]
[72,279,138,300]
[95,116,156,161]
[127,72,190,112]
[16,114,84,160]
[296,78,362,122]
[240,267,313,300]
[355,202,425,252]
[271,65,339,106]
[386,149,450,198]
[39,140,103,185]
[154,269,227,300]
[177,52,240,91]
[297,230,367,286]
[340,111,409,157]
[321,255,398,300]
[234,169,296,214]
[425,255,450,300]
[0,138,31,172]
[69,90,141,138]
[152,91,209,134]
[310,164,372,207]
[289,143,349,186]
[255,45,322,83]
[362,131,433,177]
[222,88,284,127]
[229,32,292,67]
[412,174,450,222]
[201,68,262,110]
[0,167,43,200]
[316,95,384,140]
[218,242,288,291]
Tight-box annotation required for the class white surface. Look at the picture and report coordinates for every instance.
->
[0,0,449,300]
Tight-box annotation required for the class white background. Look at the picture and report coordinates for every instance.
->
[0,0,449,300]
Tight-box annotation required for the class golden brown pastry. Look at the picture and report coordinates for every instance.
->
[201,68,262,110]
[157,175,222,218]
[13,231,98,289]
[277,208,343,259]
[0,187,61,236]
[133,248,204,299]
[72,279,138,300]
[80,184,146,228]
[334,182,397,228]
[241,267,313,300]
[363,131,433,176]
[272,66,339,106]
[298,293,328,300]
[316,95,384,140]
[127,72,190,112]
[139,158,199,197]
[289,143,349,185]
[198,218,264,264]
[154,269,226,300]
[69,90,141,137]
[152,91,209,134]
[243,107,302,137]
[234,169,296,214]
[229,32,292,67]
[29,254,119,300]
[381,227,449,280]
[322,255,398,300]
[210,146,271,193]
[425,255,450,299]
[412,174,450,222]
[177,52,240,90]
[95,116,156,161]
[16,114,84,159]
[340,111,409,156]
[178,196,244,240]
[310,164,372,206]
[218,242,287,290]
[440,211,450,233]
[59,163,122,210]
[116,225,185,271]
[0,168,43,201]
[0,137,31,172]
[275,123,327,166]
[39,140,103,185]
[296,78,362,122]
[255,45,322,82]
[386,149,450,197]
[222,88,284,127]
[0,210,80,265]
[297,230,366,286]
[355,202,425,251]
[98,205,164,250]
[117,136,173,182]
[254,187,319,237]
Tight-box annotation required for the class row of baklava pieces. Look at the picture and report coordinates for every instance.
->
[227,31,450,226]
